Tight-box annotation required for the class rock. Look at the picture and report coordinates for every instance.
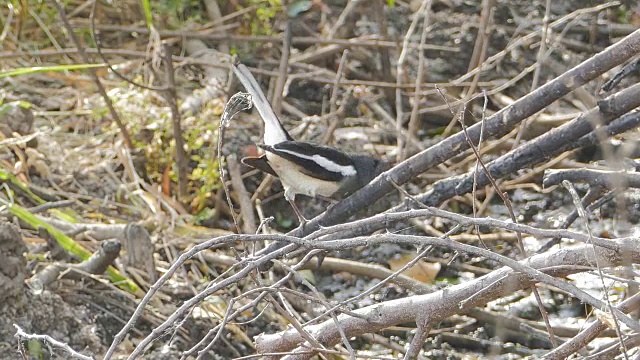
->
[0,102,34,137]
[0,221,28,302]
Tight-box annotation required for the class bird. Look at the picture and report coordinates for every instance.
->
[232,64,386,224]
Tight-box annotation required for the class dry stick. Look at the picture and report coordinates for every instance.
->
[397,246,448,359]
[271,22,292,117]
[327,0,362,40]
[0,3,13,42]
[255,28,640,260]
[541,292,640,359]
[51,0,134,149]
[527,110,640,196]
[434,88,489,244]
[395,0,431,162]
[531,0,553,91]
[461,0,495,101]
[544,20,601,106]
[26,199,75,213]
[563,180,630,360]
[181,261,310,358]
[290,57,640,267]
[466,0,495,75]
[361,333,408,357]
[255,237,640,356]
[227,155,257,234]
[103,234,299,360]
[29,7,63,52]
[298,257,430,293]
[179,40,231,116]
[0,47,446,89]
[478,161,551,347]
[202,0,229,53]
[282,205,621,277]
[439,332,531,357]
[468,308,582,343]
[161,44,189,200]
[602,57,640,92]
[405,0,432,162]
[14,324,95,360]
[108,98,254,358]
[511,0,552,149]
[0,44,456,73]
[162,212,628,357]
[420,2,620,116]
[90,0,164,92]
[536,186,610,253]
[374,0,392,85]
[27,239,121,290]
[435,92,545,349]
[242,254,331,360]
[289,42,349,64]
[572,110,640,149]
[277,261,357,359]
[306,208,618,250]
[192,250,333,360]
[404,320,432,360]
[364,97,425,151]
[216,93,254,234]
[544,168,640,189]
[321,50,349,145]
[520,323,565,347]
[585,335,640,360]
[451,2,619,87]
[416,82,640,208]
[472,93,489,247]
[301,227,460,332]
[455,100,558,349]
[77,22,454,52]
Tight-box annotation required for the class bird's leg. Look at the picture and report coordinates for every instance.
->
[284,192,321,265]
[288,199,308,229]
[284,188,308,229]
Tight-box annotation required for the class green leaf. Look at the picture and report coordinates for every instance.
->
[0,64,107,79]
[0,169,45,203]
[27,339,43,359]
[141,0,153,28]
[0,169,79,222]
[287,1,313,17]
[4,202,140,294]
[16,100,32,109]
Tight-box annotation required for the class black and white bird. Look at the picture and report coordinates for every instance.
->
[233,64,385,223]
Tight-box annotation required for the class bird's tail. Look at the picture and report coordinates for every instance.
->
[232,64,293,145]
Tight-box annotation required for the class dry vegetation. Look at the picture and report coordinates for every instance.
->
[1,0,640,359]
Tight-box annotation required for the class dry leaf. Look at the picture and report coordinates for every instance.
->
[388,254,441,283]
[594,308,616,329]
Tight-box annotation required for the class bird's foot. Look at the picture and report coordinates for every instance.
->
[288,199,308,230]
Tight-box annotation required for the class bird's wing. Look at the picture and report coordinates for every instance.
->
[232,64,294,145]
[259,141,357,182]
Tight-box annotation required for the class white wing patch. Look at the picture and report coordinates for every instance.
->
[275,148,357,176]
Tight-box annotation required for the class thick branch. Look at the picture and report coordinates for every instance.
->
[256,237,640,356]
[258,29,640,259]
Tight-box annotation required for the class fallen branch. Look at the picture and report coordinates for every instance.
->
[255,237,640,357]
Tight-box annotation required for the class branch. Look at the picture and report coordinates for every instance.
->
[256,237,640,356]
[259,28,640,259]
